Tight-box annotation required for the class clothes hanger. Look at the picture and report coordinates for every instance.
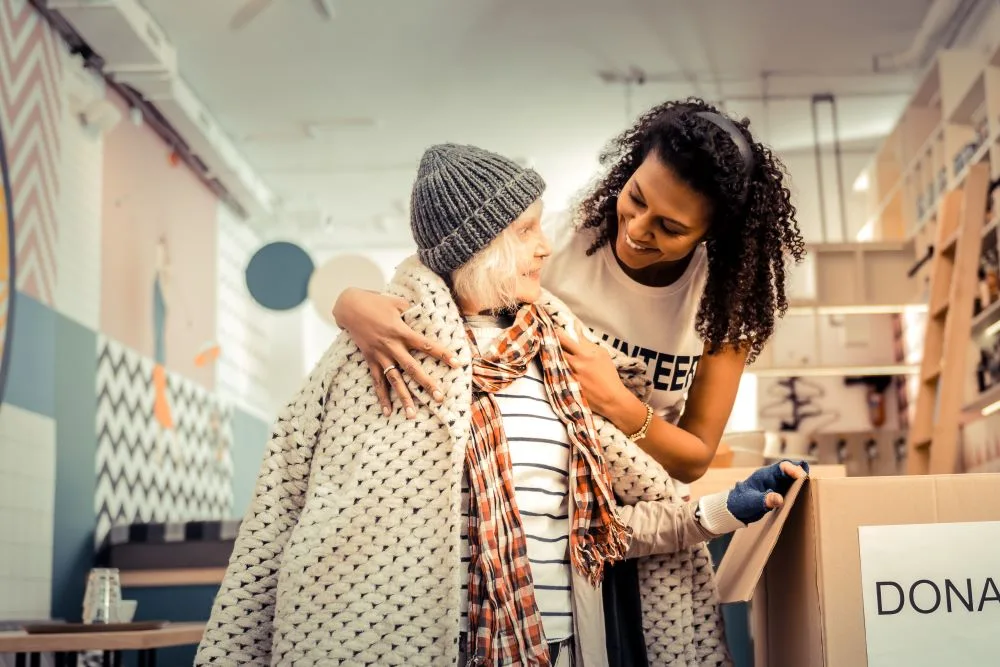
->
[768,377,829,431]
[799,408,840,434]
[760,397,794,419]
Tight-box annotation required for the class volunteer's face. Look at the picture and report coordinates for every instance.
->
[614,151,712,274]
[512,200,550,303]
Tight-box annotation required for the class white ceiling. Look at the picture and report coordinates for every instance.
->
[137,0,933,246]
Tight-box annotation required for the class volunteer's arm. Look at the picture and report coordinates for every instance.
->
[332,288,459,417]
[557,322,747,483]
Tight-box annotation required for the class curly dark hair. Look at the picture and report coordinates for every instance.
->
[575,97,805,363]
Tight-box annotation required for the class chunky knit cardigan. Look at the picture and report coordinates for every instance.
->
[195,257,731,667]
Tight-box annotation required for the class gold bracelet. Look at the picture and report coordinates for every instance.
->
[627,403,654,442]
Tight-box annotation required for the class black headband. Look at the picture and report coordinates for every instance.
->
[696,111,755,176]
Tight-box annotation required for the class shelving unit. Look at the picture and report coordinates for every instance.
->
[862,43,1000,474]
[751,240,922,378]
[792,241,921,310]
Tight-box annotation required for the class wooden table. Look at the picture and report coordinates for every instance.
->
[0,622,205,667]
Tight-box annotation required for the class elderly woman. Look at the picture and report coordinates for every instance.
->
[195,144,805,667]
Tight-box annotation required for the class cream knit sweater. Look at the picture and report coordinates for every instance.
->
[195,257,731,666]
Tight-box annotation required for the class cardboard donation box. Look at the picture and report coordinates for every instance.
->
[714,473,1000,667]
[688,465,846,501]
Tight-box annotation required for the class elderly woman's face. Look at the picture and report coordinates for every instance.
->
[509,200,551,304]
[451,199,552,315]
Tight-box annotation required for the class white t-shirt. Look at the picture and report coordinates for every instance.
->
[459,320,574,642]
[542,215,708,426]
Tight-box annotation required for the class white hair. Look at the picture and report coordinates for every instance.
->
[451,224,523,313]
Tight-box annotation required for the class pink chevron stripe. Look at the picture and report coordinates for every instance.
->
[1,50,62,168]
[3,56,62,152]
[12,185,56,300]
[14,239,51,304]
[14,175,56,257]
[0,1,36,42]
[0,0,62,304]
[11,150,59,238]
[32,33,64,130]
[14,214,38,257]
[0,25,48,89]
[9,104,59,179]
[9,111,60,209]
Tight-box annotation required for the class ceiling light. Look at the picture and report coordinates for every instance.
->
[856,220,875,241]
[853,170,870,192]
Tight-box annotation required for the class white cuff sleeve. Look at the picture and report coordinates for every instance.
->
[698,491,747,536]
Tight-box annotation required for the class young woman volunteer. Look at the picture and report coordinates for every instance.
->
[333,97,805,484]
[197,143,808,667]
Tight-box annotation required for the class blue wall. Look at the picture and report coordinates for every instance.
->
[231,408,269,517]
[5,292,55,417]
[4,290,271,626]
[52,312,98,621]
[708,534,754,667]
[124,584,220,666]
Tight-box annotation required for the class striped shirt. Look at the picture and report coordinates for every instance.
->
[461,319,573,642]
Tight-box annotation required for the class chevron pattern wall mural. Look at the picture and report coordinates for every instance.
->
[95,336,234,547]
[0,0,63,305]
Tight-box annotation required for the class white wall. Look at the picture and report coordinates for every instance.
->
[54,71,104,331]
[780,146,875,243]
[0,406,55,622]
[301,247,416,375]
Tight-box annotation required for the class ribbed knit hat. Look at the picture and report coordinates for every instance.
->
[410,143,546,275]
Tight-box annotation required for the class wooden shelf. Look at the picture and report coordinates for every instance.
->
[119,567,225,588]
[983,216,999,238]
[751,364,919,378]
[912,205,937,236]
[945,213,1000,273]
[947,70,986,126]
[953,135,994,190]
[802,241,917,308]
[940,50,990,122]
[962,382,1000,420]
[862,49,998,243]
[0,623,206,654]
[971,297,1000,336]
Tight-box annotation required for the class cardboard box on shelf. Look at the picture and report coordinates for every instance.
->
[715,473,1000,667]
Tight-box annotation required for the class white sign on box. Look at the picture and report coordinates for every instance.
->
[858,521,1000,667]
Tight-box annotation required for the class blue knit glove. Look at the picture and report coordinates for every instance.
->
[726,460,810,524]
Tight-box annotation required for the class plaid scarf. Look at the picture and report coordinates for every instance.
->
[464,304,632,666]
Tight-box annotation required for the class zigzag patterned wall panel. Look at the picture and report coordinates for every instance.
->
[0,0,63,305]
[95,336,234,547]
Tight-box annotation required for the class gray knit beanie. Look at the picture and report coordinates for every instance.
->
[410,143,546,275]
